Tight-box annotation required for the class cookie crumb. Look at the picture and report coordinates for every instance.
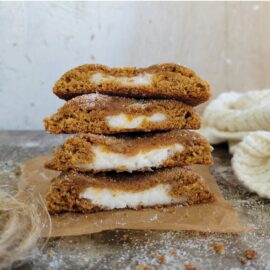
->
[157,254,166,264]
[239,258,246,265]
[184,262,197,270]
[135,264,152,270]
[15,167,22,176]
[244,249,257,260]
[170,248,177,256]
[209,242,225,255]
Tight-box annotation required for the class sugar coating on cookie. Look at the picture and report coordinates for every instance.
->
[45,130,213,173]
[44,93,201,134]
[45,167,215,214]
[52,63,211,106]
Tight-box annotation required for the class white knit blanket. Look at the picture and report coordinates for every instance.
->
[200,89,270,198]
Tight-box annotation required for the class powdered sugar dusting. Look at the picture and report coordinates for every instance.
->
[71,93,110,107]
[29,229,267,270]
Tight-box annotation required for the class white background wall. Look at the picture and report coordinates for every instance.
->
[1,1,270,130]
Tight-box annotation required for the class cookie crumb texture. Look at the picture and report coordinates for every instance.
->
[46,167,214,214]
[184,262,197,270]
[209,242,225,255]
[44,94,201,134]
[244,249,257,260]
[52,63,211,106]
[45,130,213,173]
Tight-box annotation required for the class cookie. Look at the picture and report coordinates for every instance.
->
[52,63,211,106]
[46,167,215,214]
[44,93,201,134]
[45,130,213,173]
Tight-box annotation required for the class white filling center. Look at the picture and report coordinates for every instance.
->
[77,144,184,172]
[91,72,153,86]
[79,184,178,209]
[107,113,167,129]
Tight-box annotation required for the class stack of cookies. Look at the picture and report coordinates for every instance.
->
[44,64,214,214]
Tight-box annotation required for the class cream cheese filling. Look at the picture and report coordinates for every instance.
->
[79,184,182,209]
[90,72,153,86]
[77,144,184,172]
[106,113,167,129]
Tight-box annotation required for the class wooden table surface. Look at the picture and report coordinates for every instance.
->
[1,131,270,270]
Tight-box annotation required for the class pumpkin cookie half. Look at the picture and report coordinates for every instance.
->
[46,167,215,214]
[52,63,211,106]
[45,130,213,173]
[44,93,201,134]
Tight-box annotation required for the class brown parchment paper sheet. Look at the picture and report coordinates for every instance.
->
[19,156,248,237]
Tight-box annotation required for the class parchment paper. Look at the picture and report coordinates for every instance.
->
[19,156,247,237]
